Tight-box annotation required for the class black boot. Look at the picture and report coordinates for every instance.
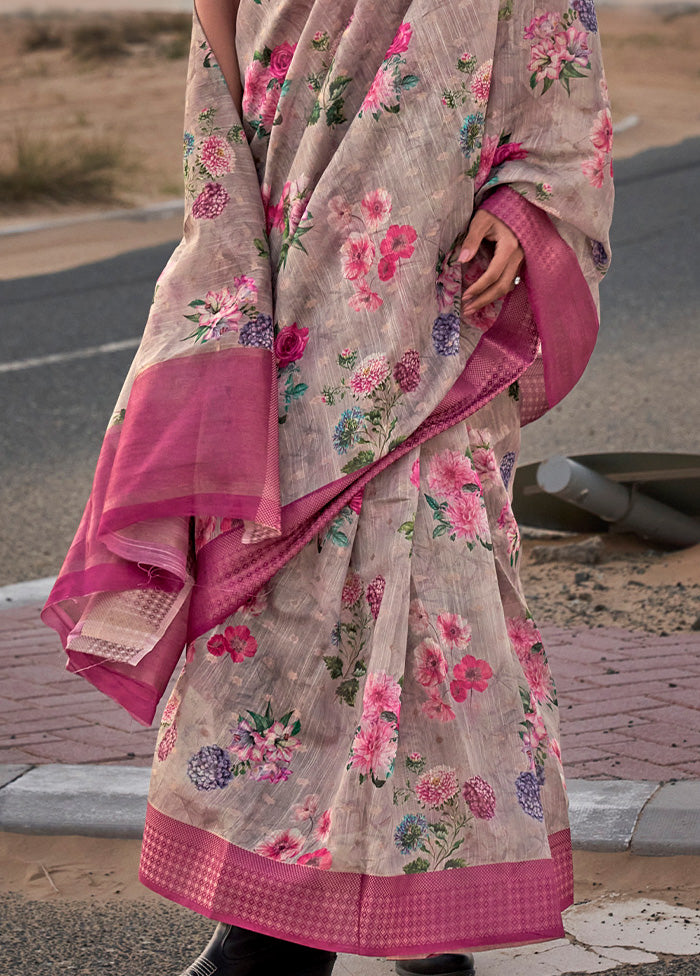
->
[178,922,337,976]
[395,954,475,976]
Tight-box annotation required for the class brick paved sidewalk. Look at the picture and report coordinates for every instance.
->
[1,602,699,778]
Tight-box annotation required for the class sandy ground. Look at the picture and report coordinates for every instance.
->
[520,534,700,635]
[1,5,700,277]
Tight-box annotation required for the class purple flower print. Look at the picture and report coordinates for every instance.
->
[515,770,544,821]
[239,314,274,348]
[573,0,598,32]
[187,745,233,791]
[192,182,230,220]
[432,312,460,356]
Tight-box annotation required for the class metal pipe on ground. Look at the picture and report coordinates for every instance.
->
[536,455,700,548]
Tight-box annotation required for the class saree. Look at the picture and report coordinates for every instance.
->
[42,0,613,957]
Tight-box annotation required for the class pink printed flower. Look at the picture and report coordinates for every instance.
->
[380,224,417,261]
[297,848,332,869]
[437,612,472,650]
[462,775,496,819]
[524,11,560,40]
[492,140,529,167]
[366,576,386,620]
[207,633,229,657]
[445,492,490,543]
[254,828,305,861]
[275,321,309,368]
[315,808,331,842]
[410,457,421,490]
[341,570,364,608]
[192,182,230,220]
[497,504,520,557]
[549,737,562,761]
[385,21,413,59]
[360,65,397,116]
[470,59,493,103]
[199,134,234,177]
[223,625,257,662]
[348,278,383,312]
[157,723,177,762]
[261,86,282,130]
[293,794,319,822]
[197,287,245,339]
[420,693,456,722]
[450,654,493,700]
[582,151,606,188]
[428,449,480,499]
[408,599,430,635]
[362,671,401,721]
[327,195,355,233]
[341,233,375,280]
[241,586,268,616]
[378,254,397,281]
[415,765,459,808]
[161,692,180,726]
[361,187,392,232]
[506,617,543,662]
[471,446,498,483]
[590,107,613,153]
[436,258,462,312]
[523,654,555,705]
[348,487,365,514]
[349,355,390,396]
[253,719,301,764]
[249,760,293,784]
[243,60,273,116]
[413,639,448,688]
[269,41,297,81]
[474,135,499,193]
[522,710,548,753]
[348,717,397,779]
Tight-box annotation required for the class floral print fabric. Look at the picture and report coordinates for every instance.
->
[148,391,569,886]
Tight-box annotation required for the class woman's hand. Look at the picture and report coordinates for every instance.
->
[458,209,524,315]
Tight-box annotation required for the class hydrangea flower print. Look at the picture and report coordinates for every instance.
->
[462,775,496,819]
[157,723,178,763]
[393,349,421,392]
[394,813,429,854]
[573,0,598,32]
[515,770,544,820]
[432,312,460,356]
[366,576,386,620]
[591,240,610,273]
[187,745,233,791]
[191,182,230,220]
[239,314,273,348]
[499,450,517,488]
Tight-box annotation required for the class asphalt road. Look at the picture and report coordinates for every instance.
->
[1,138,699,586]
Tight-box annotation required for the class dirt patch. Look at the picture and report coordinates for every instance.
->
[520,534,700,636]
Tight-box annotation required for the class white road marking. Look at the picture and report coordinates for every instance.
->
[0,338,140,373]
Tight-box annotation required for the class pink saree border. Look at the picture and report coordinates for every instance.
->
[140,803,573,957]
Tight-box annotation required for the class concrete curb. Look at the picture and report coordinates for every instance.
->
[0,199,184,239]
[1,764,698,853]
[0,576,56,609]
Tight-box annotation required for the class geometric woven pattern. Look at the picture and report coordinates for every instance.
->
[141,804,572,957]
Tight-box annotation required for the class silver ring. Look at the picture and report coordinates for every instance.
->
[513,275,521,286]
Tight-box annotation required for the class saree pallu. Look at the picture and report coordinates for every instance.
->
[42,0,613,956]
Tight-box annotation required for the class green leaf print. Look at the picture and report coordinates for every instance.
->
[444,858,467,869]
[336,677,360,707]
[341,450,375,475]
[403,857,430,874]
[323,656,344,680]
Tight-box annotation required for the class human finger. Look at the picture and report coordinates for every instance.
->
[457,209,494,263]
[462,255,524,313]
[462,238,522,305]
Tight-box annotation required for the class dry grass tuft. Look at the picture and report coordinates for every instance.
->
[22,23,65,53]
[0,135,128,207]
[70,23,130,62]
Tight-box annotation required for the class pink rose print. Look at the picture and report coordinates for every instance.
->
[254,828,305,862]
[445,492,490,543]
[413,639,448,688]
[385,22,413,59]
[420,693,456,722]
[361,670,402,721]
[361,188,392,233]
[492,140,528,168]
[428,449,480,499]
[436,612,472,650]
[360,66,398,117]
[297,848,332,869]
[415,765,459,808]
[269,41,296,81]
[341,233,376,280]
[315,808,332,843]
[199,134,234,177]
[450,654,493,701]
[275,321,309,368]
[243,60,273,117]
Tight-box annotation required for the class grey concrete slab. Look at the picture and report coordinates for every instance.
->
[0,763,151,839]
[631,780,700,856]
[0,576,56,608]
[567,779,659,852]
[0,764,33,789]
